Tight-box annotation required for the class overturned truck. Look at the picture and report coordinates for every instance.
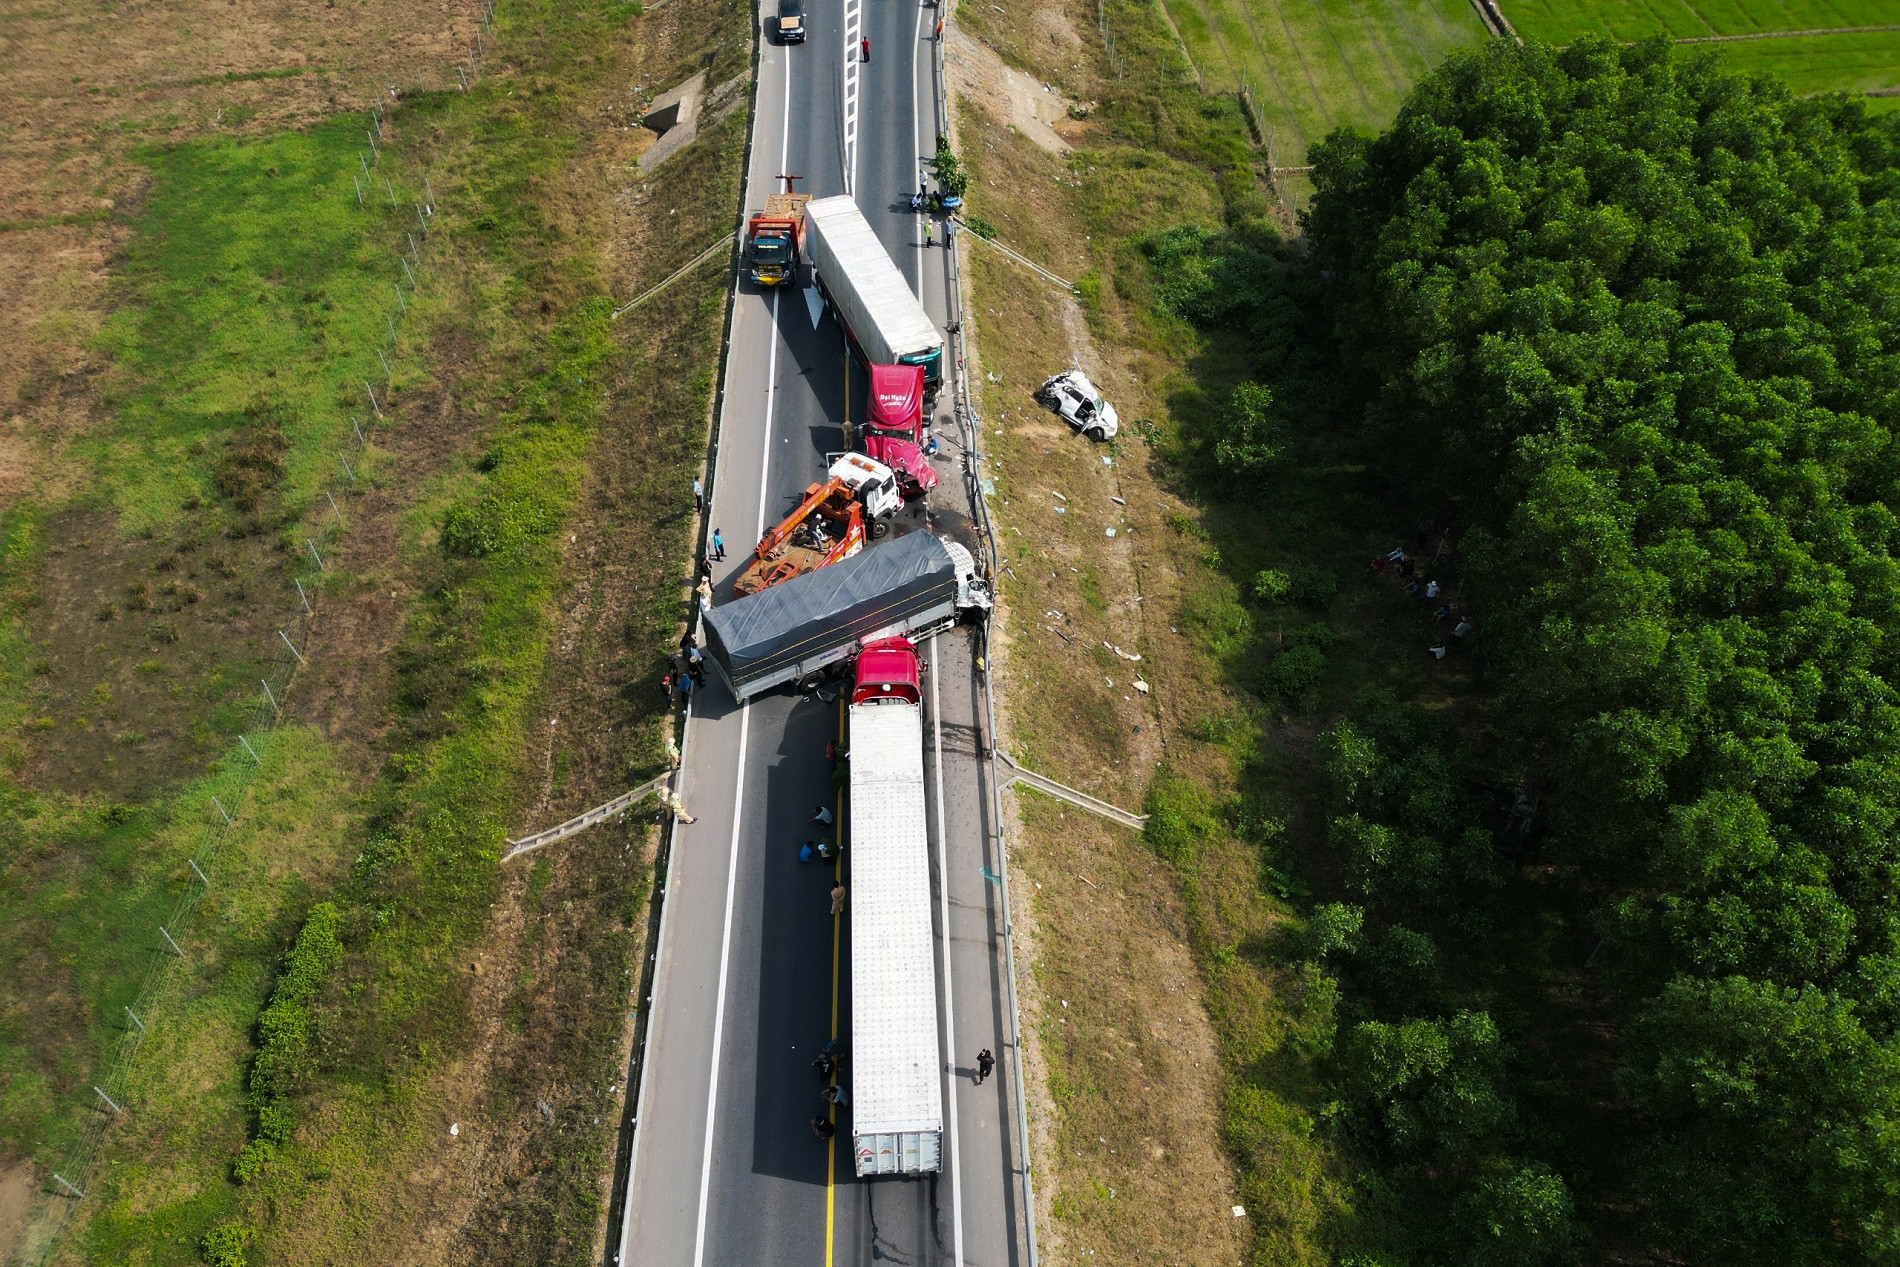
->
[701,530,989,701]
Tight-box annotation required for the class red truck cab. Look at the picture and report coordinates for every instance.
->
[853,636,922,705]
[861,363,939,500]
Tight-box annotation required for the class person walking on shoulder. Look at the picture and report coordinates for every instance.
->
[710,527,725,562]
[692,476,703,512]
[975,1048,995,1085]
[830,883,847,916]
[697,573,713,614]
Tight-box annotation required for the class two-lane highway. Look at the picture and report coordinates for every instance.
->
[615,3,1030,1264]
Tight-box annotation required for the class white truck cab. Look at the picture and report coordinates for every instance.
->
[828,451,903,528]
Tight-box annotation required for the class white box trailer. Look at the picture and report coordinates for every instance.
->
[804,195,945,392]
[847,637,942,1176]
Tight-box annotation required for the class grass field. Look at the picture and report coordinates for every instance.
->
[1,0,748,1256]
[1503,0,1900,100]
[1158,0,1489,165]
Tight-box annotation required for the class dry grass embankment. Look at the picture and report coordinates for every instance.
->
[949,0,1337,1253]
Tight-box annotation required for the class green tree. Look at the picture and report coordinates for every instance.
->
[1623,977,1900,1262]
[1211,381,1282,484]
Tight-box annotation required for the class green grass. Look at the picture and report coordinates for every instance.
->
[90,117,422,534]
[0,728,358,1259]
[1506,0,1895,41]
[1503,0,1900,97]
[1159,0,1489,163]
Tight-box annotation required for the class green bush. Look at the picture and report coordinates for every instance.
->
[1257,643,1324,703]
[1304,901,1364,958]
[1250,568,1290,604]
[1285,565,1336,609]
[200,1222,255,1267]
[963,213,998,240]
[1210,381,1281,485]
[231,1138,273,1184]
[1454,1163,1580,1267]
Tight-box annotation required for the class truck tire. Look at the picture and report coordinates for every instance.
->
[869,518,891,540]
[797,670,827,692]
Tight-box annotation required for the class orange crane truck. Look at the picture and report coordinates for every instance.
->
[732,453,902,597]
[746,175,812,287]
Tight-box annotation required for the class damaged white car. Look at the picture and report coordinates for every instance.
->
[1036,370,1119,441]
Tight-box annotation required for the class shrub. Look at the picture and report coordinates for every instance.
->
[1211,381,1281,484]
[200,1223,256,1267]
[1258,643,1325,703]
[1250,568,1290,604]
[1286,565,1336,609]
[1305,902,1364,958]
[1454,1163,1580,1267]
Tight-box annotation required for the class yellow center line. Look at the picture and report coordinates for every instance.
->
[826,693,846,1266]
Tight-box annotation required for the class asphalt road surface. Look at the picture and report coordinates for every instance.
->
[613,3,1032,1264]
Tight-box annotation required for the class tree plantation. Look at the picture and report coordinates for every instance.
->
[1152,34,1900,1265]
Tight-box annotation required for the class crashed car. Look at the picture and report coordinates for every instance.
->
[1035,370,1119,441]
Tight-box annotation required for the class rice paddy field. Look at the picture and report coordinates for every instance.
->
[1158,0,1897,175]
[1504,0,1900,108]
[1157,0,1491,165]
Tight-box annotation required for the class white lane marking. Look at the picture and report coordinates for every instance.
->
[690,702,751,1266]
[618,705,696,1266]
[842,0,862,194]
[911,0,928,297]
[687,19,794,1266]
[930,631,966,1266]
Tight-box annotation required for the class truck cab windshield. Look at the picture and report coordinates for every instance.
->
[752,236,791,267]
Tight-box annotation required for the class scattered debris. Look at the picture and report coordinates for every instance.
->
[1134,679,1149,694]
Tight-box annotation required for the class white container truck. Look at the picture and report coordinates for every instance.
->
[847,636,942,1176]
[701,530,989,700]
[804,195,946,394]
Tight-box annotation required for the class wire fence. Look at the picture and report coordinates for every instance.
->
[26,4,501,1259]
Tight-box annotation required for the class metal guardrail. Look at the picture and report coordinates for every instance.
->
[503,775,671,861]
[610,232,737,319]
[955,221,1076,293]
[996,753,1147,832]
[934,10,1042,1259]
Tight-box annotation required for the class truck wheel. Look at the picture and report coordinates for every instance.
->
[797,670,826,692]
[869,519,891,540]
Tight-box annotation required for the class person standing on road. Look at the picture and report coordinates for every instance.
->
[975,1048,995,1084]
[810,1115,834,1139]
[830,883,847,915]
[923,220,933,249]
[664,788,696,824]
[860,36,870,61]
[711,527,725,561]
[811,804,833,826]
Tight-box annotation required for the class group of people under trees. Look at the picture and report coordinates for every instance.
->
[1370,536,1473,659]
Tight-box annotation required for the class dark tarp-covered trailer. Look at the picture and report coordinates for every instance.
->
[703,530,958,697]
